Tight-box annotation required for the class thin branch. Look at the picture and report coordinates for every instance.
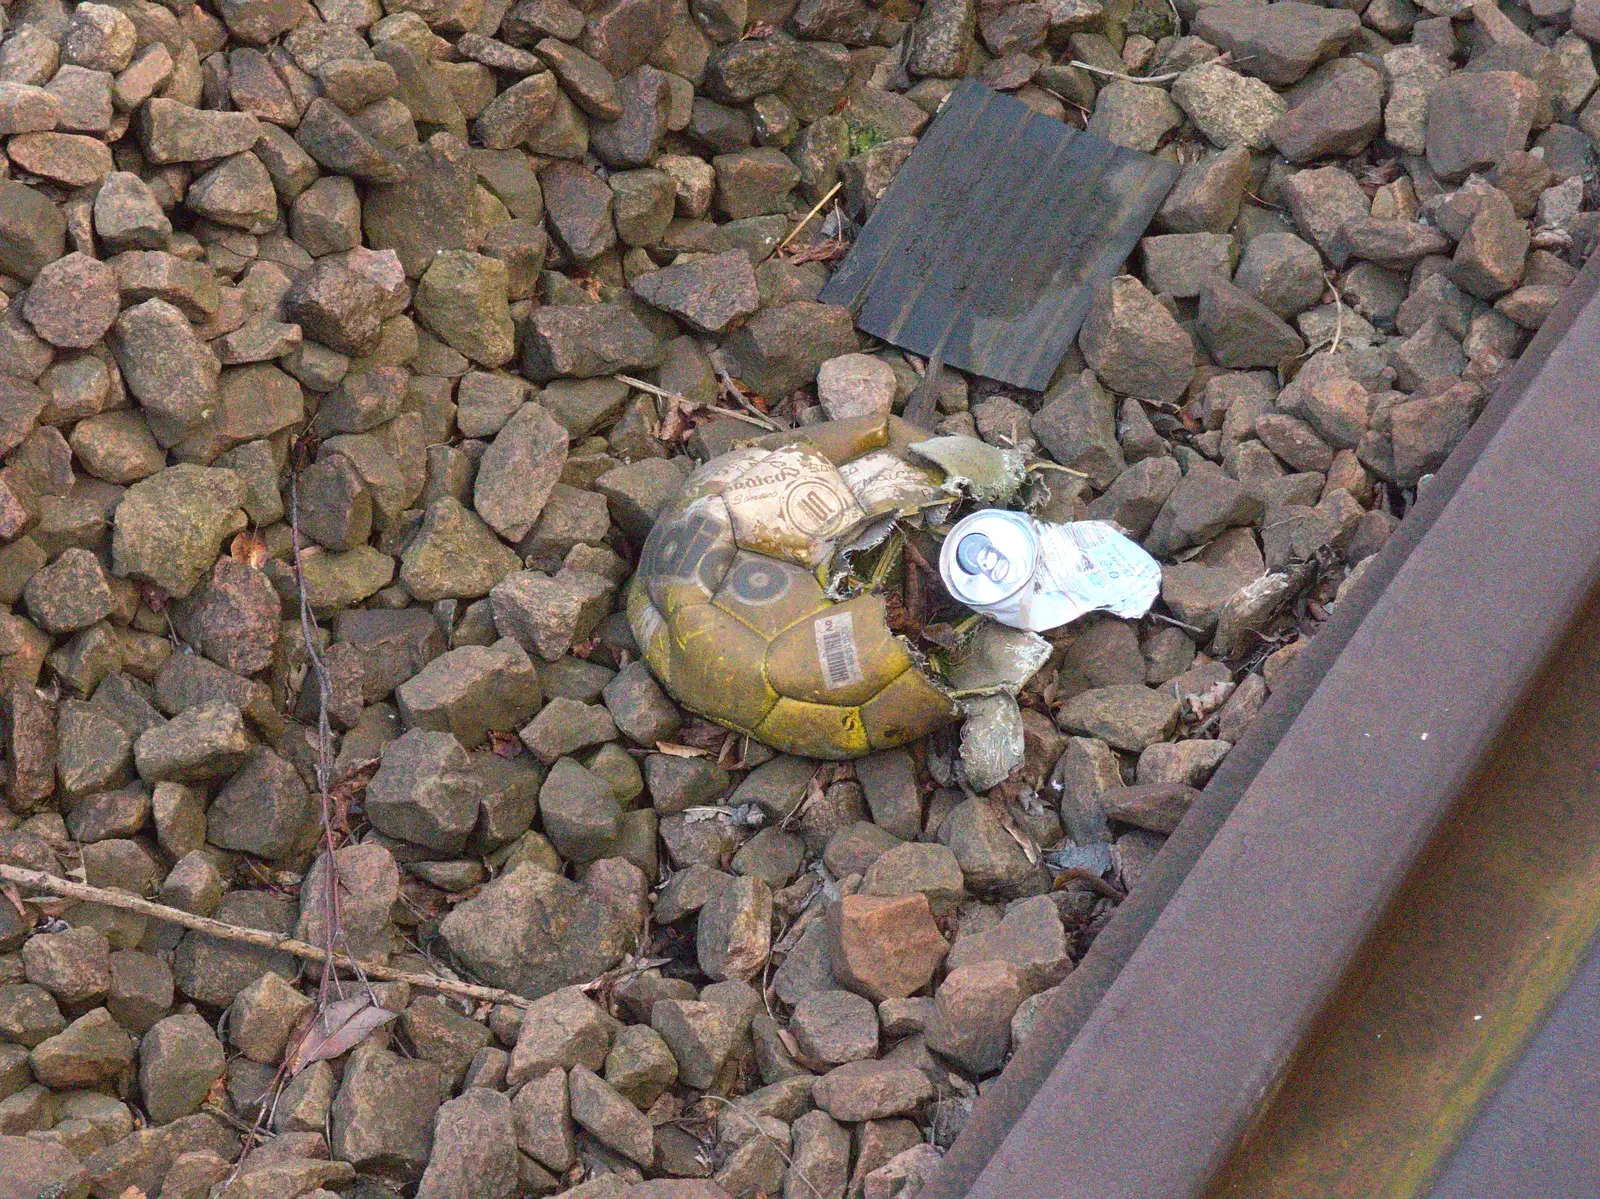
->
[614,375,779,432]
[1,863,533,1007]
[291,467,364,1006]
[1325,270,1347,357]
[700,1095,825,1199]
[773,181,843,257]
[704,347,785,431]
[615,374,683,403]
[1069,60,1185,84]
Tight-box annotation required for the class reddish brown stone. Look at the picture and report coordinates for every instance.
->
[22,252,119,348]
[3,683,55,813]
[828,893,949,1002]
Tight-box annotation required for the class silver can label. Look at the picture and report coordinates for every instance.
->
[939,511,1161,632]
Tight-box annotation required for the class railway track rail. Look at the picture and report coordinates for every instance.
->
[920,249,1600,1199]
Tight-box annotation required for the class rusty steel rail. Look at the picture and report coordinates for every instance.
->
[921,249,1600,1199]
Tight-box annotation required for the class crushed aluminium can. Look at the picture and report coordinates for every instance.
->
[938,509,1162,633]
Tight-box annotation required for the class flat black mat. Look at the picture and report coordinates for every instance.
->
[818,80,1180,392]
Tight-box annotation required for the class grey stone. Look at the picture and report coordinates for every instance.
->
[134,701,253,785]
[475,402,568,542]
[330,1048,442,1181]
[1192,1,1359,85]
[139,98,262,163]
[521,304,666,381]
[439,862,635,999]
[722,302,857,398]
[1171,61,1285,149]
[1268,59,1383,162]
[1196,277,1306,369]
[417,1089,518,1199]
[207,748,313,861]
[1079,276,1194,401]
[1426,70,1541,181]
[400,498,521,603]
[396,637,542,748]
[541,756,625,861]
[108,301,221,441]
[490,568,614,662]
[1086,81,1181,152]
[139,1013,226,1125]
[633,250,760,334]
[415,252,516,368]
[1139,233,1236,299]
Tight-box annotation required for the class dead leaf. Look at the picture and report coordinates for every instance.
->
[230,529,270,570]
[204,1074,230,1108]
[775,1025,803,1060]
[654,741,708,758]
[991,799,1041,865]
[285,995,396,1076]
[683,805,735,823]
[783,771,826,830]
[655,397,705,446]
[784,237,849,264]
[488,730,522,759]
[1182,679,1235,724]
[1,883,29,920]
[118,1188,149,1199]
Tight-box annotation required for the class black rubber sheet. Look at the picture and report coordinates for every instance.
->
[818,80,1180,392]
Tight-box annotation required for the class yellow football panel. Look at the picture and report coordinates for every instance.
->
[754,416,890,465]
[755,697,870,760]
[665,601,779,731]
[628,582,674,691]
[861,667,959,750]
[640,495,737,618]
[765,594,912,707]
[711,550,831,640]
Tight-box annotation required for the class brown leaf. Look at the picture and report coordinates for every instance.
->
[677,720,733,752]
[654,741,708,758]
[785,237,849,264]
[1,883,29,920]
[991,799,1041,865]
[204,1074,230,1108]
[291,431,320,472]
[775,1025,803,1060]
[285,995,396,1076]
[655,397,705,446]
[118,1188,150,1199]
[488,730,522,759]
[230,529,270,570]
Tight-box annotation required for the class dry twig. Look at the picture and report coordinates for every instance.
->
[0,864,532,1008]
[1068,59,1186,83]
[774,181,843,257]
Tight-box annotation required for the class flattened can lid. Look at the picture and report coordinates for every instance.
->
[939,509,1038,610]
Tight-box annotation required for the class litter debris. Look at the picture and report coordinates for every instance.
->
[818,81,1181,394]
[909,436,1028,505]
[940,511,1162,633]
[943,622,1053,695]
[628,416,961,761]
[960,692,1028,793]
[631,421,1154,761]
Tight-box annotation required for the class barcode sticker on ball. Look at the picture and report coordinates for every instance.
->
[814,612,864,690]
